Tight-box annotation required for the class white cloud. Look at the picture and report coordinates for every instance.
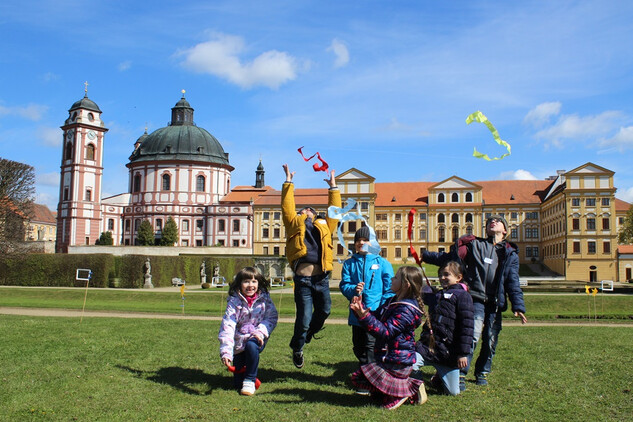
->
[178,33,298,89]
[38,126,62,147]
[37,171,60,186]
[617,187,633,203]
[499,169,538,180]
[534,111,622,148]
[118,60,132,71]
[327,38,349,68]
[42,72,59,82]
[599,126,633,151]
[523,102,561,128]
[35,191,58,210]
[0,103,48,121]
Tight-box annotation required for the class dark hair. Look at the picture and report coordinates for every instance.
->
[228,267,270,296]
[438,261,465,279]
[398,266,438,352]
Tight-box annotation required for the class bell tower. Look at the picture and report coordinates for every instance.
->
[255,159,265,188]
[56,83,108,252]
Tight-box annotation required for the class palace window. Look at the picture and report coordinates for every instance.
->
[262,227,269,238]
[465,192,473,202]
[133,174,141,192]
[573,241,580,253]
[233,220,240,232]
[182,220,189,231]
[587,241,596,254]
[273,227,280,238]
[572,198,580,206]
[437,193,445,203]
[602,198,610,206]
[86,144,95,160]
[572,219,580,230]
[419,213,426,220]
[603,241,611,253]
[162,174,171,191]
[602,218,610,230]
[196,175,205,192]
[218,219,225,232]
[586,198,596,207]
[107,219,114,230]
[452,226,459,242]
[451,213,459,223]
[438,213,445,223]
[587,218,596,230]
[466,213,473,223]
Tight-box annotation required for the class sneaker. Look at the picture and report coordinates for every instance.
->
[475,374,488,386]
[240,380,256,396]
[410,382,427,405]
[292,350,304,369]
[355,388,371,396]
[382,396,409,410]
[305,327,325,344]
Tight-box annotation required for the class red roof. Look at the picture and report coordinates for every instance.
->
[615,198,631,212]
[618,245,633,254]
[30,203,56,224]
[220,185,273,203]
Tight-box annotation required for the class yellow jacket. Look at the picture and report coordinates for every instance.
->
[281,182,342,272]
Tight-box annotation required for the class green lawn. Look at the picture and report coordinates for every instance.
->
[0,316,631,421]
[0,287,632,321]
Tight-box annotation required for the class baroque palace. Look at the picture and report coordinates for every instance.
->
[55,91,632,282]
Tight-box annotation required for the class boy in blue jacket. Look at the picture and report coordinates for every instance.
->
[340,226,394,393]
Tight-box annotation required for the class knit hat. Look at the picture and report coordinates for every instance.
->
[298,206,317,216]
[354,226,371,242]
[486,215,508,232]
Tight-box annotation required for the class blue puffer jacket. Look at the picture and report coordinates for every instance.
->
[340,253,394,326]
[358,297,422,366]
[417,284,474,366]
[422,235,526,314]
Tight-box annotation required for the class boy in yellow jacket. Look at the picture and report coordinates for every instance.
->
[282,164,341,368]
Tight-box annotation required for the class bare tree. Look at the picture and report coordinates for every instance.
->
[0,157,35,255]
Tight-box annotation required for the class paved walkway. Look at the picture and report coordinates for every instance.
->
[2,306,631,327]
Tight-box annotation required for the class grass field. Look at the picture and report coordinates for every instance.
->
[1,286,632,321]
[1,315,632,421]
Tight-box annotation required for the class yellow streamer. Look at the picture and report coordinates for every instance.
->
[466,111,511,161]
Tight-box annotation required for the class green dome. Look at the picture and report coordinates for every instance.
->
[69,95,101,113]
[129,125,231,166]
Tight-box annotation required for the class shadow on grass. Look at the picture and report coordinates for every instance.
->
[116,365,232,395]
[258,360,358,388]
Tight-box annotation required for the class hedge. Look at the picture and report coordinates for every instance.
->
[0,254,255,288]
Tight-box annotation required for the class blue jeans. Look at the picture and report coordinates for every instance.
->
[413,352,461,396]
[232,338,265,387]
[289,272,331,351]
[462,301,503,379]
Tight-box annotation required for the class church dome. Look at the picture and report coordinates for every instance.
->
[69,94,101,113]
[128,95,232,168]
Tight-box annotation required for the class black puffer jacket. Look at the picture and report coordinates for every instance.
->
[416,283,474,366]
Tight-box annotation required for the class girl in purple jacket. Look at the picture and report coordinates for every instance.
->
[350,266,427,410]
[219,267,278,396]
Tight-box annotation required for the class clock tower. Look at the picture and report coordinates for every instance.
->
[56,85,108,252]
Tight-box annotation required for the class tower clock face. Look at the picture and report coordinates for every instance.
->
[87,130,96,140]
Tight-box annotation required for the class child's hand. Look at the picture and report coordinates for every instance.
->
[252,333,264,346]
[355,281,365,296]
[514,311,528,324]
[325,169,336,188]
[350,295,368,318]
[282,164,295,182]
[457,357,468,369]
[221,357,232,368]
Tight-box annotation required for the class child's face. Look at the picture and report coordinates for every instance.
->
[439,268,462,289]
[354,237,370,254]
[240,275,258,297]
[391,271,407,295]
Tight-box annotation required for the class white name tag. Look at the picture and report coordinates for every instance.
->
[443,293,453,299]
[484,257,493,264]
[371,264,380,270]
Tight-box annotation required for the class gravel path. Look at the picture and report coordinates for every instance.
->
[1,306,631,327]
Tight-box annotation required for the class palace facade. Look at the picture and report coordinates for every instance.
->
[54,91,631,282]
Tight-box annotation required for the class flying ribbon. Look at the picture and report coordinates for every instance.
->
[407,209,423,267]
[297,146,329,172]
[328,198,381,257]
[466,111,511,161]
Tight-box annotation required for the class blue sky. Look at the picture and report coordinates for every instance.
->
[2,0,633,210]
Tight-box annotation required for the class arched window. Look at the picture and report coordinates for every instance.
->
[451,192,459,202]
[466,225,473,235]
[437,193,445,203]
[437,213,445,223]
[162,174,171,191]
[65,142,73,160]
[465,192,473,202]
[438,226,445,242]
[86,144,95,160]
[452,213,459,223]
[133,174,141,193]
[196,175,205,192]
[465,213,473,223]
[452,226,459,241]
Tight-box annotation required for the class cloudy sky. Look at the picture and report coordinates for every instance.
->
[2,0,633,209]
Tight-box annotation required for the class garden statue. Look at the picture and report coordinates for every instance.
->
[143,257,154,288]
[200,261,207,284]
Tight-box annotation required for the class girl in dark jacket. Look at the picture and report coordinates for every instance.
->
[414,261,474,395]
[350,266,427,410]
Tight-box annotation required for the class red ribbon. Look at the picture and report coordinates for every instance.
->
[227,365,261,389]
[408,208,422,267]
[297,146,329,172]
